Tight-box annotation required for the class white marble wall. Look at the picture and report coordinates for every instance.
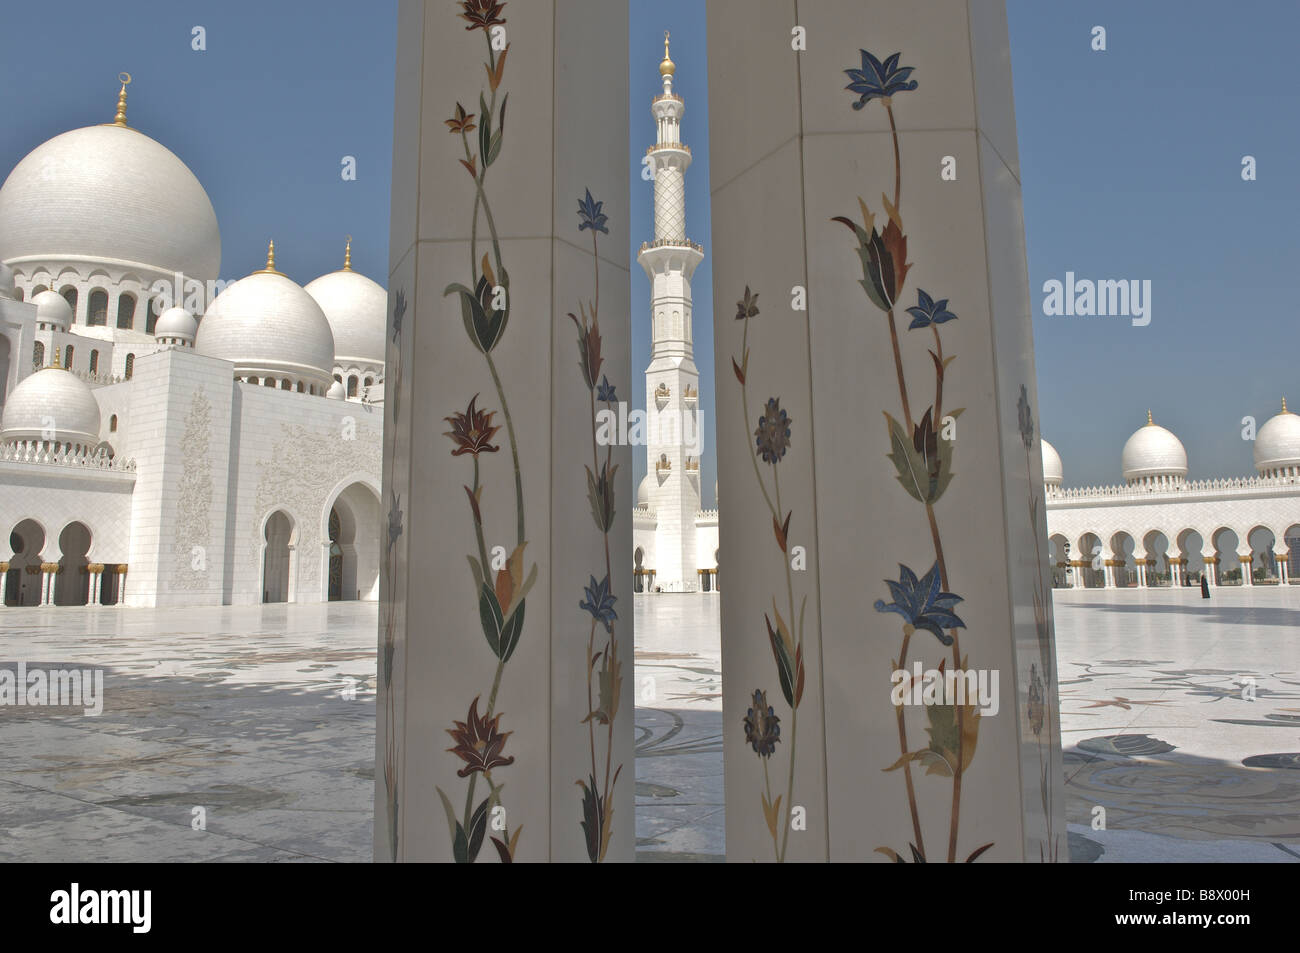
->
[707,0,1065,862]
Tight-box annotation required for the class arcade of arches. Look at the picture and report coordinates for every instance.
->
[1049,524,1300,589]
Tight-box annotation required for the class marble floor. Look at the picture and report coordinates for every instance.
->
[1,588,1298,862]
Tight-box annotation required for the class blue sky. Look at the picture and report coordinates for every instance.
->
[2,1,1295,493]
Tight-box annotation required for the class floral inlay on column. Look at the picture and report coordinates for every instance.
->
[569,188,625,863]
[835,48,991,863]
[433,0,537,864]
[730,286,808,863]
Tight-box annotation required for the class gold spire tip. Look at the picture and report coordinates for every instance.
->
[1284,397,1289,414]
[1146,409,1154,426]
[660,30,675,76]
[255,239,283,275]
[343,235,353,271]
[52,347,62,369]
[112,72,132,127]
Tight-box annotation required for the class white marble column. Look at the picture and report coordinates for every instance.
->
[1279,550,1290,584]
[707,0,1065,862]
[1239,551,1253,585]
[379,0,632,862]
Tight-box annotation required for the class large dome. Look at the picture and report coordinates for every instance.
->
[0,122,220,282]
[303,263,386,366]
[1040,438,1063,486]
[194,249,335,391]
[1121,412,1187,483]
[1255,399,1300,474]
[1,366,102,449]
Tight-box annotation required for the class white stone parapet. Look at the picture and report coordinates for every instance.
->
[0,441,136,472]
[1047,473,1300,505]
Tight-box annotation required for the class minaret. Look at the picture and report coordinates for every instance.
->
[638,32,705,592]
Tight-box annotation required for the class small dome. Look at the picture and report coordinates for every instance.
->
[33,289,73,329]
[154,306,197,340]
[1121,412,1187,483]
[0,261,14,298]
[327,380,346,400]
[638,473,655,505]
[195,247,335,391]
[1255,399,1300,474]
[1040,438,1063,486]
[303,265,386,366]
[0,123,220,282]
[1,366,102,448]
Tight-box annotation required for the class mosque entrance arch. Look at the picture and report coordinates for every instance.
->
[54,521,92,606]
[322,480,381,602]
[1247,526,1277,583]
[262,510,295,603]
[1285,523,1300,583]
[6,519,45,606]
[1142,531,1170,587]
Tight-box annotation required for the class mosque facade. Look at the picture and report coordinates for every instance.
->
[1042,410,1300,589]
[0,78,385,608]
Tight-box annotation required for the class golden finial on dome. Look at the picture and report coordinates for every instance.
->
[1284,397,1290,414]
[112,72,132,127]
[343,236,353,272]
[51,346,62,369]
[659,31,675,76]
[1146,409,1154,426]
[255,240,283,275]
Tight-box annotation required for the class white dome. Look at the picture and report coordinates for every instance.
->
[32,289,73,329]
[195,260,335,390]
[0,261,14,298]
[1255,401,1300,473]
[327,380,346,400]
[1121,413,1187,482]
[1040,438,1063,486]
[304,267,386,366]
[638,473,655,505]
[1,366,101,448]
[154,306,197,340]
[0,124,220,282]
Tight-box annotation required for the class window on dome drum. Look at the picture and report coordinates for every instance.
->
[64,346,73,369]
[281,379,290,390]
[87,290,108,327]
[297,381,305,393]
[334,373,342,384]
[61,287,77,318]
[364,377,374,388]
[117,293,136,330]
[110,415,117,433]
[89,350,99,375]
[124,354,134,380]
[14,288,22,301]
[264,378,275,388]
[32,342,44,368]
[348,376,358,398]
[145,298,159,335]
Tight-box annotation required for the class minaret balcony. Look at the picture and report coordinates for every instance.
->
[638,238,704,255]
[646,142,691,156]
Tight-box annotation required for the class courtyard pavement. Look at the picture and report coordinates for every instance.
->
[1,588,1298,862]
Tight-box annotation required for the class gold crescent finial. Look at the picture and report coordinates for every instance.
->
[52,346,62,369]
[1284,397,1289,414]
[343,235,353,271]
[660,30,675,76]
[1147,409,1154,426]
[113,72,132,127]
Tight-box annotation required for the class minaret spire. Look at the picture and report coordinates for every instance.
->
[637,35,706,591]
